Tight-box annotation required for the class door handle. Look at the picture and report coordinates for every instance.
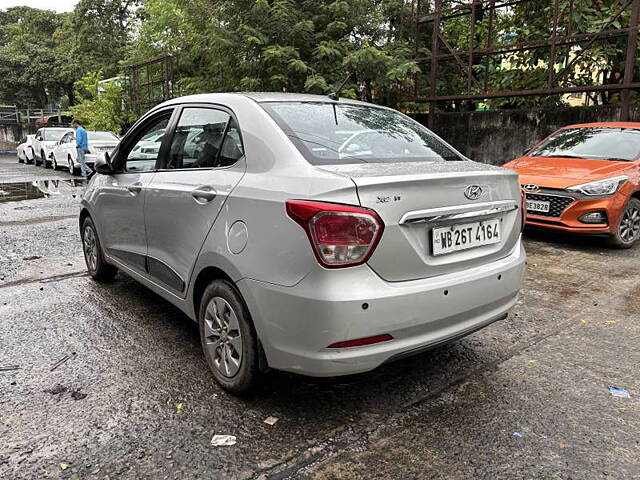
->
[192,187,217,203]
[127,182,143,194]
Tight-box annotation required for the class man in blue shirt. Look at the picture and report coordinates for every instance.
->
[72,119,92,177]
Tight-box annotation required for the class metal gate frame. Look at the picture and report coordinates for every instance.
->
[410,0,640,125]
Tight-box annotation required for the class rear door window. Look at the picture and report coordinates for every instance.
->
[165,107,243,169]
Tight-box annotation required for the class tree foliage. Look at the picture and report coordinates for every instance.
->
[0,2,136,108]
[129,0,420,106]
[67,71,133,132]
[0,0,636,118]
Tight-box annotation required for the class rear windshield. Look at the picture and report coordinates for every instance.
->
[44,130,69,141]
[261,102,463,165]
[88,131,119,141]
[530,127,640,161]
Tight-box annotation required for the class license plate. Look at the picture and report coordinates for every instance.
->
[526,199,550,213]
[432,219,501,256]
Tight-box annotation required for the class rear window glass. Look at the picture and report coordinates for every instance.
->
[261,102,463,165]
[531,127,640,161]
[88,131,119,141]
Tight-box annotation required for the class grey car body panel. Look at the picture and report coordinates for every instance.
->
[144,157,248,295]
[81,92,526,377]
[91,171,154,274]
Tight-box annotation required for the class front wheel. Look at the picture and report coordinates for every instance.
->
[609,198,640,248]
[199,280,260,395]
[68,156,77,175]
[81,217,117,282]
[51,154,58,170]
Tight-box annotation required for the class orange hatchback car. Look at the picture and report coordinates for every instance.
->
[504,122,640,247]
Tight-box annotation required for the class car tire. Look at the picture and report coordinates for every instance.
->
[34,153,41,167]
[52,154,58,170]
[42,150,50,168]
[199,280,260,395]
[68,156,77,175]
[609,197,640,248]
[18,154,24,163]
[81,216,118,282]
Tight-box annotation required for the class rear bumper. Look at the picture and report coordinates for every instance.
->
[238,240,526,377]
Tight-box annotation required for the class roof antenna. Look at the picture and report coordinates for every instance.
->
[328,72,353,101]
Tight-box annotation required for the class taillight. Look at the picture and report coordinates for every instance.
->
[286,200,384,268]
[520,191,527,231]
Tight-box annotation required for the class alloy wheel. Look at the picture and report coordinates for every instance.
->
[83,225,98,272]
[619,205,640,243]
[68,157,74,175]
[203,296,243,378]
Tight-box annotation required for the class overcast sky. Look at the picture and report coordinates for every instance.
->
[1,0,79,13]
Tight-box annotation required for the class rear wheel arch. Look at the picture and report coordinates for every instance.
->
[192,265,269,373]
[79,208,91,234]
[192,266,235,320]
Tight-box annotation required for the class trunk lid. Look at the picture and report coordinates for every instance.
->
[320,161,522,282]
[88,140,119,153]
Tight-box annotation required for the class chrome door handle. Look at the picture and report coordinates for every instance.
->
[127,182,143,194]
[192,187,217,202]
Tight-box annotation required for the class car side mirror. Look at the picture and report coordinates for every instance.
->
[95,152,113,174]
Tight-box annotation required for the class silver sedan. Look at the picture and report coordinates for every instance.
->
[80,93,526,394]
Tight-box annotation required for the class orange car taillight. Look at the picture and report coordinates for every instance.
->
[286,200,384,268]
[520,191,527,231]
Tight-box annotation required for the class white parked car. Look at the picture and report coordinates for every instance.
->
[51,130,120,175]
[17,134,36,164]
[32,127,73,167]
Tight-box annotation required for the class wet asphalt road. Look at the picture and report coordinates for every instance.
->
[1,153,639,479]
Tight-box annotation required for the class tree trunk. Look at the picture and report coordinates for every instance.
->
[364,79,373,103]
[67,84,76,106]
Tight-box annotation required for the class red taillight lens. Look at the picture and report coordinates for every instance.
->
[520,190,527,231]
[327,334,393,349]
[286,200,384,268]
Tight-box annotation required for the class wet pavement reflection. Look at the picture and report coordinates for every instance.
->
[0,179,86,203]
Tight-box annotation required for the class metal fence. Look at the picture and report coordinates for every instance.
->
[0,105,18,125]
[126,54,177,116]
[410,0,640,125]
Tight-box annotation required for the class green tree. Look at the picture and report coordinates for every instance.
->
[128,0,420,107]
[67,71,133,132]
[0,7,66,106]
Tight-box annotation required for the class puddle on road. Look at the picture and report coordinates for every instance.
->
[0,179,86,203]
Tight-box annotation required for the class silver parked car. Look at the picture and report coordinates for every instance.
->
[80,93,526,394]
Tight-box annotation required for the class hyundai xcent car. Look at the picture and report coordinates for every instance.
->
[504,122,640,247]
[80,93,526,394]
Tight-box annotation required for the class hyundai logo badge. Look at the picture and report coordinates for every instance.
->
[522,184,540,193]
[464,185,483,200]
